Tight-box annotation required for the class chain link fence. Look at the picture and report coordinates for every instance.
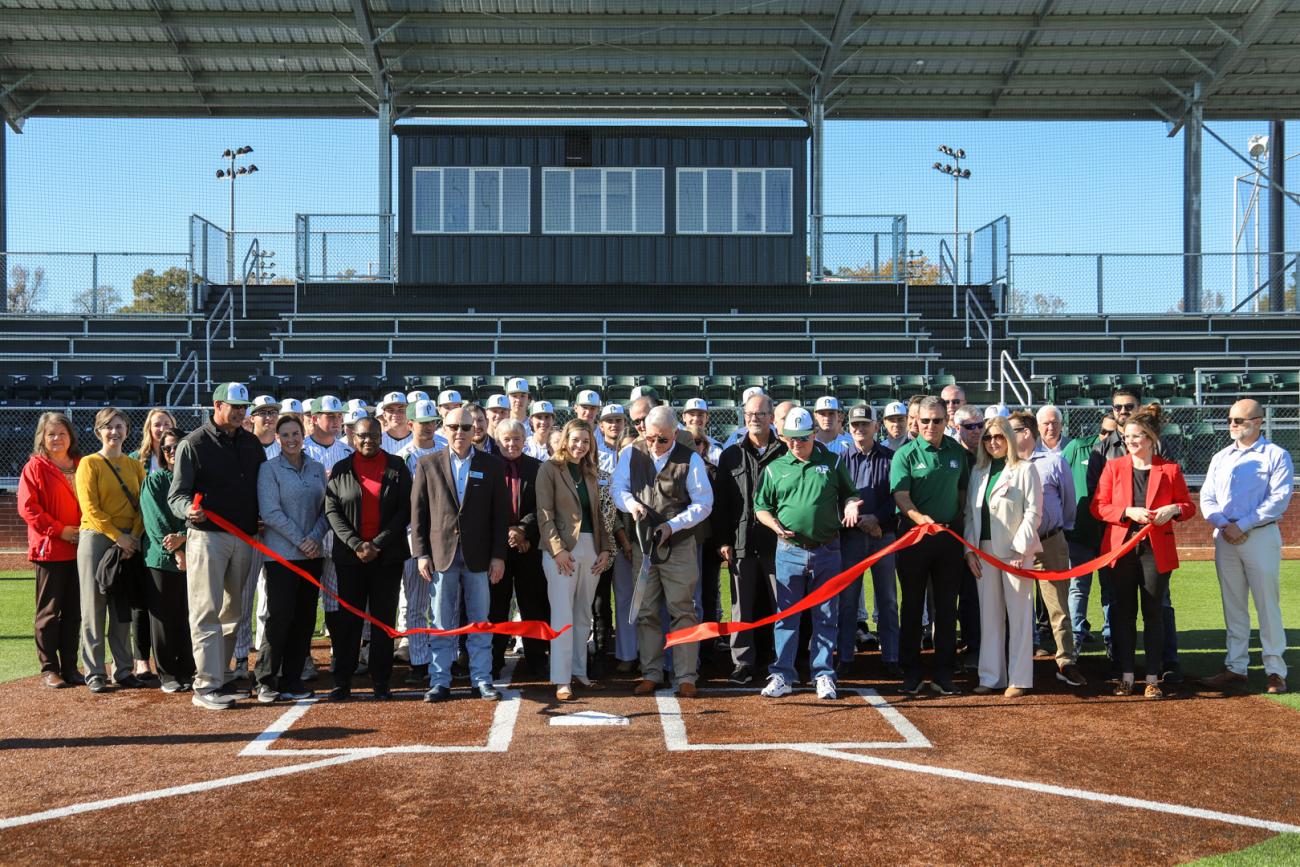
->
[295,214,395,283]
[2,252,193,315]
[4,403,1297,491]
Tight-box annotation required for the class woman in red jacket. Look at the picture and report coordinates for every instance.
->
[1091,404,1195,698]
[16,412,84,689]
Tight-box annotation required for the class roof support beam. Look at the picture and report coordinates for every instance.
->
[988,0,1057,115]
[146,0,211,116]
[350,0,387,96]
[811,0,860,103]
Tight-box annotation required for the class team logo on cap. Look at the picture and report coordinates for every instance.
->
[379,391,408,408]
[529,400,555,416]
[600,404,625,419]
[683,398,708,412]
[317,395,344,413]
[345,398,368,413]
[411,399,438,422]
[575,390,602,407]
[251,394,279,411]
[406,390,430,405]
[215,382,251,405]
[815,396,841,412]
[280,398,304,415]
[506,377,530,394]
[485,394,510,410]
[437,389,463,406]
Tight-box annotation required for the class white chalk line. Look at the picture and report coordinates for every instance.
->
[799,746,1300,836]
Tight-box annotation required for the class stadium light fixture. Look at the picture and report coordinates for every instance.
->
[215,145,259,280]
[932,145,971,284]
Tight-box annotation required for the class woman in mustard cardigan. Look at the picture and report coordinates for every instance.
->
[537,419,613,701]
[75,406,147,693]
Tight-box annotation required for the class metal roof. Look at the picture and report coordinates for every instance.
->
[2,0,1299,130]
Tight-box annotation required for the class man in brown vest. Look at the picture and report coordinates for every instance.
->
[612,405,713,698]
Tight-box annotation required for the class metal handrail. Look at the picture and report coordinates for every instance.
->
[1228,254,1299,313]
[240,237,261,318]
[965,287,994,388]
[166,350,200,407]
[204,287,234,393]
[940,239,959,317]
[998,350,1033,408]
[1193,365,1300,405]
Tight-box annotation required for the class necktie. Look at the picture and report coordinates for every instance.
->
[506,459,521,521]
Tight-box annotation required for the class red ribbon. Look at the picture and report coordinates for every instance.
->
[194,495,569,641]
[665,521,1154,648]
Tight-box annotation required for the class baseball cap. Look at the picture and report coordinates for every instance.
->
[847,404,876,423]
[882,400,907,419]
[316,395,344,414]
[437,389,464,407]
[345,398,368,414]
[984,404,1011,419]
[682,397,708,413]
[741,386,765,405]
[344,407,370,426]
[279,398,304,416]
[213,382,251,406]
[782,407,815,438]
[529,400,555,417]
[405,390,430,405]
[301,398,319,416]
[629,385,660,402]
[250,394,279,413]
[410,399,438,423]
[599,404,625,420]
[814,396,842,413]
[575,389,602,408]
[506,377,530,395]
[484,393,510,410]
[378,391,407,409]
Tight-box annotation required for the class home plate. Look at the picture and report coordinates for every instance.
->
[549,711,630,727]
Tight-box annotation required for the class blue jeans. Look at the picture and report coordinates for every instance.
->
[773,539,840,683]
[1067,538,1110,643]
[429,549,493,689]
[838,530,899,664]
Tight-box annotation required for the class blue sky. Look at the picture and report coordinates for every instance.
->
[4,116,1296,308]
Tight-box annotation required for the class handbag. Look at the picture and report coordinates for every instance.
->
[98,455,147,608]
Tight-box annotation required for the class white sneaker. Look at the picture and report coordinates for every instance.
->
[815,674,838,700]
[192,691,234,711]
[760,673,792,698]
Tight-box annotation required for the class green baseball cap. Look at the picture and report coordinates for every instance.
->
[213,382,252,405]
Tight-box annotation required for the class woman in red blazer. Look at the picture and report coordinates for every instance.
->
[16,412,84,689]
[1091,404,1194,698]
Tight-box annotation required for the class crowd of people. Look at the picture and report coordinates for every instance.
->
[16,376,1294,708]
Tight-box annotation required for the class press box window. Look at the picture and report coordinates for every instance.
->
[676,167,792,235]
[542,168,664,234]
[412,167,530,234]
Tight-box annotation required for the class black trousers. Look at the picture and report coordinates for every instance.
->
[591,564,614,654]
[131,604,152,663]
[255,559,322,690]
[728,552,776,669]
[699,543,723,659]
[491,548,549,672]
[326,558,401,689]
[957,565,980,655]
[897,531,963,681]
[34,560,81,678]
[1110,546,1170,678]
[146,567,195,685]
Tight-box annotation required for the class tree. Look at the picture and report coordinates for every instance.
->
[1005,289,1067,316]
[7,264,44,313]
[1168,289,1226,313]
[72,285,124,315]
[834,254,941,284]
[122,266,191,313]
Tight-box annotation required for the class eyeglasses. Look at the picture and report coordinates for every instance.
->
[1229,416,1263,425]
[1112,403,1138,412]
[354,431,380,440]
[1124,432,1148,442]
[981,433,1006,443]
[647,435,671,445]
[743,411,770,419]
[918,418,946,426]
[786,434,812,443]
[1010,426,1029,435]
[444,423,473,432]
[960,421,985,431]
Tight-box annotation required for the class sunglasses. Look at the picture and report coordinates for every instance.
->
[647,435,671,445]
[1010,427,1028,434]
[981,433,1006,443]
[786,434,812,443]
[1112,403,1138,412]
[160,445,177,455]
[1229,416,1262,425]
[918,418,945,426]
[960,421,985,431]
[632,418,647,427]
[444,423,473,432]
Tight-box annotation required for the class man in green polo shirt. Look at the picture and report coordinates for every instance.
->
[890,395,971,697]
[754,407,862,701]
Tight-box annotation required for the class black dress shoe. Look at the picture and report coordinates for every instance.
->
[477,682,502,701]
[326,686,352,702]
[63,671,86,686]
[423,685,452,703]
[115,674,148,689]
[373,685,393,701]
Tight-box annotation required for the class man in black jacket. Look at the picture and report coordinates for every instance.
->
[490,420,547,677]
[713,392,787,685]
[168,382,267,710]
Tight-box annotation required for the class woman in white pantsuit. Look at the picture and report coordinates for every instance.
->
[963,415,1043,698]
[537,420,613,702]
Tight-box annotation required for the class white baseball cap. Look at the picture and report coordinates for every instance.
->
[279,398,304,416]
[316,395,344,414]
[345,398,368,414]
[213,382,251,405]
[814,396,842,413]
[599,404,625,420]
[301,398,319,416]
[529,400,555,417]
[410,399,438,423]
[630,385,662,402]
[405,390,430,405]
[782,407,815,437]
[484,393,510,410]
[378,391,407,409]
[250,394,279,413]
[741,386,765,404]
[344,407,370,425]
[437,389,463,407]
[575,389,602,408]
[882,400,907,419]
[506,377,530,394]
[682,397,708,413]
[984,403,1011,419]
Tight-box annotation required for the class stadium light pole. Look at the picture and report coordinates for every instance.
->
[215,146,258,282]
[933,146,971,284]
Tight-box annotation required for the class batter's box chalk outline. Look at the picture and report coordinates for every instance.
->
[655,686,932,752]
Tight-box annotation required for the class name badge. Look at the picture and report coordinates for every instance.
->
[598,478,609,487]
[469,470,484,479]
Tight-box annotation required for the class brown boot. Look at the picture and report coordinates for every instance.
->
[633,679,661,696]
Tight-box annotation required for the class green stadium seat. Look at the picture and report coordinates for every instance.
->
[1085,373,1117,400]
[896,374,929,399]
[931,374,957,391]
[445,375,477,398]
[1117,373,1147,397]
[1245,371,1276,393]
[670,375,703,401]
[864,374,896,400]
[607,375,638,401]
[1164,396,1196,407]
[703,375,736,401]
[708,398,737,410]
[833,376,864,402]
[802,375,835,401]
[965,389,998,408]
[405,374,443,393]
[1188,420,1220,456]
[735,375,768,398]
[1065,397,1097,407]
[767,375,801,401]
[541,375,575,402]
[573,374,607,396]
[475,375,507,400]
[640,375,670,394]
[1212,372,1243,394]
[1052,374,1084,402]
[1147,373,1181,400]
[549,399,571,412]
[1276,371,1300,395]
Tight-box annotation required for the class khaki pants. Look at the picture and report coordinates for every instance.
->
[186,529,254,693]
[636,534,700,686]
[77,530,133,682]
[1033,531,1076,666]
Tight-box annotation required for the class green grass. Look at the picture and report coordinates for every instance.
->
[1186,834,1300,866]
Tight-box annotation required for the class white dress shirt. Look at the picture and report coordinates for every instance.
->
[1201,436,1295,532]
[612,444,713,535]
